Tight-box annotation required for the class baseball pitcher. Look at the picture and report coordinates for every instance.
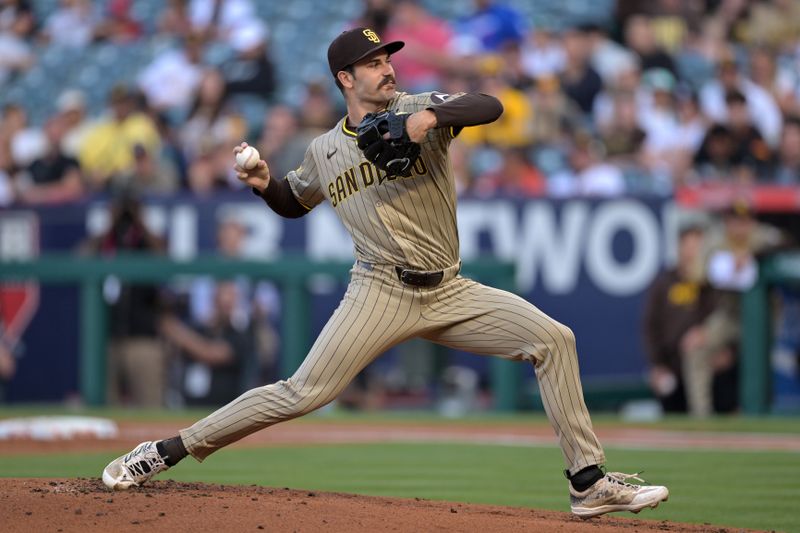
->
[103,27,668,519]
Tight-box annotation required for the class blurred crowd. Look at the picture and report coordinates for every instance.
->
[2,0,800,208]
[2,0,800,410]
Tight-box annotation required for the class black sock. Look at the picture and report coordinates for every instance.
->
[568,465,604,492]
[156,436,188,467]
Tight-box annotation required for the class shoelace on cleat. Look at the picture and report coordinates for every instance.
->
[128,460,154,476]
[122,443,165,479]
[605,471,647,488]
[124,443,151,462]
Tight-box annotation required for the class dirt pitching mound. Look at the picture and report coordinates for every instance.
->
[2,478,739,533]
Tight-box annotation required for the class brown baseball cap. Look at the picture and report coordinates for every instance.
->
[327,27,404,78]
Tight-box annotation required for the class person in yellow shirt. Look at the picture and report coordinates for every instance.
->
[78,85,161,190]
[458,59,534,148]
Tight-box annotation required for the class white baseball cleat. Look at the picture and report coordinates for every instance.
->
[102,441,170,490]
[569,471,669,518]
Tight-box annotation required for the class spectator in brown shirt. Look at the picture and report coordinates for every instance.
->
[642,224,717,413]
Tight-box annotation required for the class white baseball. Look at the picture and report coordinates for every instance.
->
[236,145,260,170]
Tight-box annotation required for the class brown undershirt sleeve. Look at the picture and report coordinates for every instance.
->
[426,93,503,129]
[251,177,309,219]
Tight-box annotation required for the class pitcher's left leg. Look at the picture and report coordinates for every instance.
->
[421,278,604,475]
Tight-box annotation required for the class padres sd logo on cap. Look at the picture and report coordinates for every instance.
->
[363,29,380,43]
[327,27,404,78]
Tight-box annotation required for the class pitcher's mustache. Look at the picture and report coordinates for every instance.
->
[379,76,396,88]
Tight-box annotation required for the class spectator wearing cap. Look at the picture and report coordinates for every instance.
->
[77,85,161,191]
[699,55,782,147]
[220,20,275,101]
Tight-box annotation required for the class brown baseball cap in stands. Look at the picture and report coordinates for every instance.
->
[327,27,404,78]
[721,198,754,218]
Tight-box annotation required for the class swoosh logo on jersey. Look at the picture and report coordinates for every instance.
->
[327,148,337,159]
[430,92,450,104]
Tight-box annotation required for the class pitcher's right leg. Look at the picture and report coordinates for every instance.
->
[179,273,421,461]
[103,270,422,489]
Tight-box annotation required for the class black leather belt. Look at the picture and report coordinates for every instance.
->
[395,266,444,287]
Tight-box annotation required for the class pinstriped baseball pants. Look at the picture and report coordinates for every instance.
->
[180,262,606,475]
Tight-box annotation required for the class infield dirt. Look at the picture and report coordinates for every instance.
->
[2,477,748,533]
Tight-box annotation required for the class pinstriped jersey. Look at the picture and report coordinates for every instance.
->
[285,91,463,271]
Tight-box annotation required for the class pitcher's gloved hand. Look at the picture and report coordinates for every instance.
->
[356,111,421,177]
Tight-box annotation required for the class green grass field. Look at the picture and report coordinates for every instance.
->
[1,408,798,531]
[1,405,799,433]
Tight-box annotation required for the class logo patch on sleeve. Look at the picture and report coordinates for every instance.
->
[430,92,450,104]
